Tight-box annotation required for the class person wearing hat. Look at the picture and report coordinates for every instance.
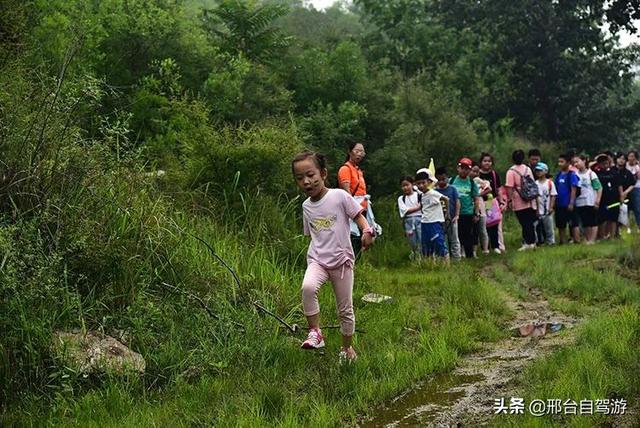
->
[450,157,481,258]
[414,169,450,262]
[534,162,557,245]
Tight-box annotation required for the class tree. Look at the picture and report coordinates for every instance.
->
[202,0,292,63]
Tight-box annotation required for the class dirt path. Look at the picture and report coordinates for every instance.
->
[360,269,581,427]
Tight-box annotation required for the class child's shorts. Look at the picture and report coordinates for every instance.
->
[555,206,579,228]
[576,206,598,227]
[598,204,619,223]
[421,222,448,257]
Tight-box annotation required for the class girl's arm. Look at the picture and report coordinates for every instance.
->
[593,174,603,208]
[354,213,374,250]
[406,205,421,214]
[398,198,408,218]
[618,185,624,202]
[398,197,421,218]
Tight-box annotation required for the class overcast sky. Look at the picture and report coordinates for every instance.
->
[308,0,337,9]
[307,0,640,46]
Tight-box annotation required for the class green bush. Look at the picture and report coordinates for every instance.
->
[182,121,303,196]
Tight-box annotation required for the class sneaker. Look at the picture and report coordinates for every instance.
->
[338,346,357,364]
[494,248,502,254]
[482,250,490,255]
[301,328,325,349]
[517,244,535,252]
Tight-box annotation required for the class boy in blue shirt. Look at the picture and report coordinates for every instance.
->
[435,167,461,260]
[554,153,581,244]
[415,169,450,263]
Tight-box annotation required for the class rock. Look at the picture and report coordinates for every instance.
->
[52,330,145,375]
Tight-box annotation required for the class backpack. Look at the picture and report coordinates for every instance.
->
[510,166,539,201]
[402,192,422,205]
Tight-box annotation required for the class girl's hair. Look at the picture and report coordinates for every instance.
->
[291,150,327,174]
[628,150,639,158]
[574,153,589,162]
[479,152,494,165]
[399,176,414,184]
[344,142,363,162]
[512,149,525,165]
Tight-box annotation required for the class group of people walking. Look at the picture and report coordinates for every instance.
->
[289,142,639,363]
[398,149,640,260]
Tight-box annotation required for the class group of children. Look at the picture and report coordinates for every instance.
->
[290,147,639,363]
[398,149,640,259]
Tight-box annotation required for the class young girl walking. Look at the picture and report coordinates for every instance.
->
[292,151,375,363]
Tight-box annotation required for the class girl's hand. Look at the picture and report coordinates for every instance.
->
[361,232,374,250]
[452,215,459,223]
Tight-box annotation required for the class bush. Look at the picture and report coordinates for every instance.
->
[368,83,477,194]
[182,121,303,197]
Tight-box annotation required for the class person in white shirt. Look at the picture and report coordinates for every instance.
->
[572,155,603,244]
[414,169,450,263]
[397,176,422,258]
[534,162,557,245]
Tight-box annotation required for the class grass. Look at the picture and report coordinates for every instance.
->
[491,236,640,427]
[2,250,510,426]
[2,202,639,427]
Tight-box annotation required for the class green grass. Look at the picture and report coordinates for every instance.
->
[3,253,511,427]
[3,200,639,427]
[491,237,640,427]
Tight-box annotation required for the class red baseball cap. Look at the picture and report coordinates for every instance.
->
[458,157,473,168]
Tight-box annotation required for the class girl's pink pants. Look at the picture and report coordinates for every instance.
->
[301,261,355,336]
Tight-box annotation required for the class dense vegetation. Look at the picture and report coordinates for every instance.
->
[1,0,640,425]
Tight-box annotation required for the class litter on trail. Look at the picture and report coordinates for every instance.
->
[361,293,393,304]
[513,322,564,337]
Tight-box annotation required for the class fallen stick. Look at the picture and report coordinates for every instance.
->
[160,281,245,330]
[253,301,298,333]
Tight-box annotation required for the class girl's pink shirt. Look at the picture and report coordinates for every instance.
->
[505,164,535,211]
[303,189,364,270]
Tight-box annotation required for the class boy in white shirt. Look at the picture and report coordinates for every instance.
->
[414,169,450,263]
[534,162,557,245]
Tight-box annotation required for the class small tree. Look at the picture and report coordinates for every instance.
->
[202,0,292,63]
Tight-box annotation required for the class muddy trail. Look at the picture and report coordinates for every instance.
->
[360,267,581,427]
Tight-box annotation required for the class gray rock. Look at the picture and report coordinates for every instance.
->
[52,330,145,375]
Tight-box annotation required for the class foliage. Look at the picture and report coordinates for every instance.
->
[202,0,292,63]
[202,54,294,123]
[2,0,640,424]
[368,83,477,193]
